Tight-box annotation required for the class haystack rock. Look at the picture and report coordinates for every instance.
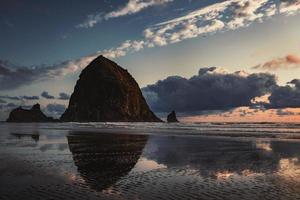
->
[61,55,161,122]
[167,110,179,123]
[7,103,56,122]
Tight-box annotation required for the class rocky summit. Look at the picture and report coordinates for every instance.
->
[6,103,56,122]
[60,55,161,122]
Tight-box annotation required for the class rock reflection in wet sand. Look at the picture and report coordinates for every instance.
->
[67,132,148,192]
[2,131,300,199]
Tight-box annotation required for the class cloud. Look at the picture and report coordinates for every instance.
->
[142,67,277,112]
[280,0,300,15]
[2,0,300,90]
[105,0,173,19]
[78,0,300,60]
[41,91,55,99]
[0,60,41,90]
[238,108,258,117]
[267,79,300,108]
[286,54,300,63]
[0,95,39,101]
[142,0,300,48]
[58,92,70,100]
[0,54,97,90]
[252,54,300,70]
[77,0,173,28]
[0,99,6,104]
[101,40,145,58]
[4,103,18,109]
[276,109,297,116]
[143,0,282,47]
[0,95,20,100]
[46,103,66,117]
[21,96,39,100]
[0,102,18,111]
[0,95,38,101]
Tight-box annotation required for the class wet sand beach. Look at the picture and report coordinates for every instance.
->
[1,122,300,200]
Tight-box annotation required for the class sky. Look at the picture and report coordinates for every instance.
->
[1,0,300,121]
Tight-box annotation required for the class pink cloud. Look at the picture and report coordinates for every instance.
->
[253,54,300,71]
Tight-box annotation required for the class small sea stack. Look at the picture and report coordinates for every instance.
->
[167,110,179,123]
[6,103,56,122]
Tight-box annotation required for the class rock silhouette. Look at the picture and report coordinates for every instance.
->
[6,104,56,122]
[67,132,148,191]
[167,110,179,123]
[61,55,161,122]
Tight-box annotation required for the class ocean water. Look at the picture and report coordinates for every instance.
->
[1,122,300,200]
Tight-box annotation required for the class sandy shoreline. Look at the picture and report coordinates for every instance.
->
[1,123,300,199]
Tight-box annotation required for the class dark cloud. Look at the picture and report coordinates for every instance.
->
[0,102,18,110]
[22,105,34,110]
[0,99,6,103]
[21,95,39,100]
[46,103,66,116]
[0,60,43,90]
[267,79,300,108]
[0,65,11,74]
[6,103,18,108]
[0,95,39,101]
[39,144,54,152]
[142,67,277,112]
[0,55,95,90]
[41,91,55,99]
[0,95,21,100]
[4,103,18,108]
[276,109,297,116]
[58,92,70,100]
[290,79,300,88]
[3,90,72,101]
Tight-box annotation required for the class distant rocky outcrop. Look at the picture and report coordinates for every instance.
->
[61,55,161,122]
[6,104,56,122]
[167,110,179,123]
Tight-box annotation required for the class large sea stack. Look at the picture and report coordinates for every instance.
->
[7,104,56,122]
[61,55,161,122]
